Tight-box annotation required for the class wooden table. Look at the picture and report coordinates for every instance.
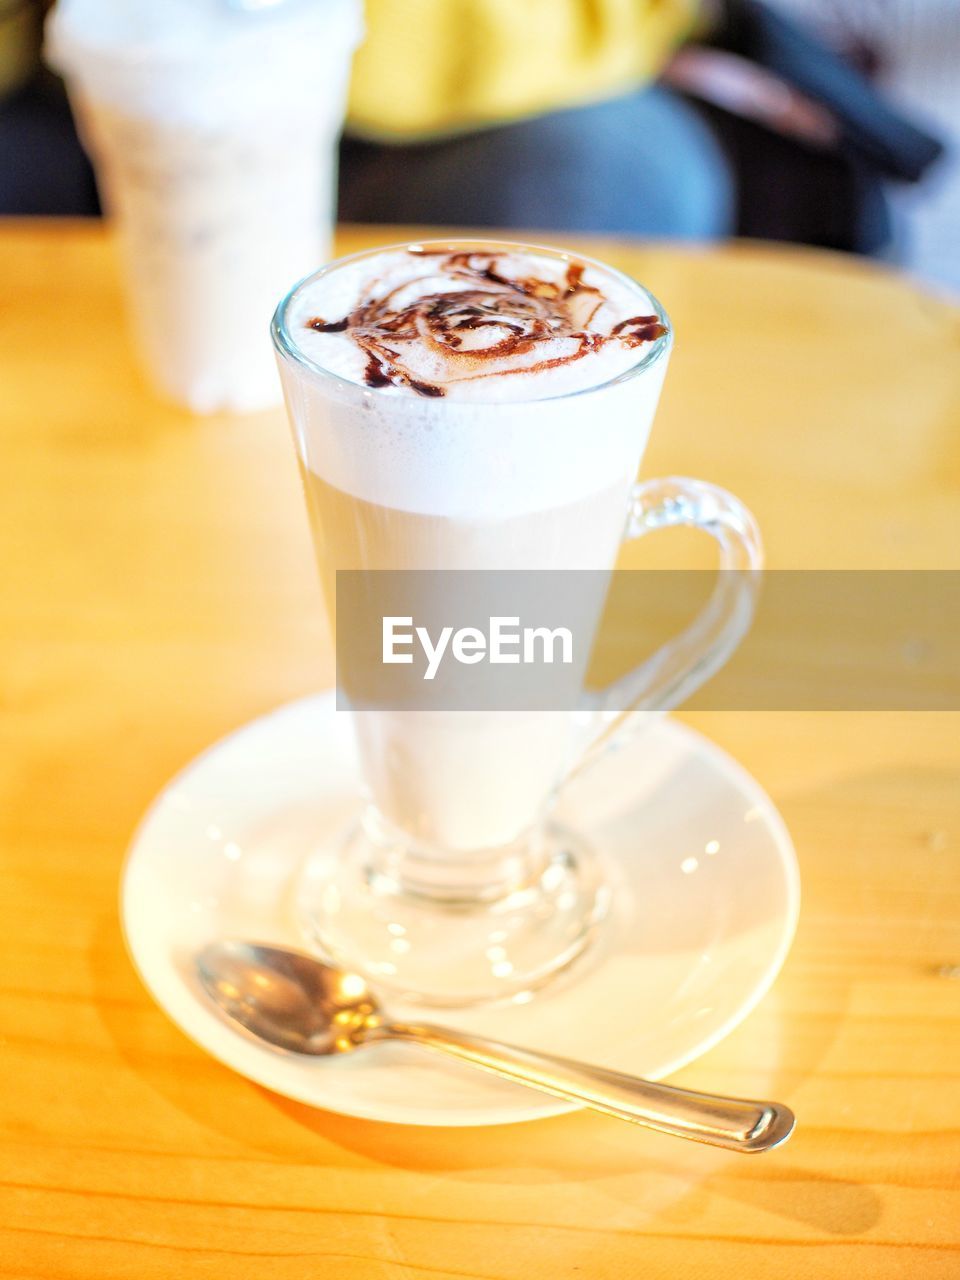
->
[1,221,958,1279]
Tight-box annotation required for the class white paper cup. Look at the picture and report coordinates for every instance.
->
[46,0,363,413]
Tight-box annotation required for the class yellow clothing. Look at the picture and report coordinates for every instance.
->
[348,0,701,141]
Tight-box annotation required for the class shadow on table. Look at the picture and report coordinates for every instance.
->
[260,977,878,1237]
[86,905,878,1242]
[88,759,960,1241]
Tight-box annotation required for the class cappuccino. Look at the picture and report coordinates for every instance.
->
[275,245,671,848]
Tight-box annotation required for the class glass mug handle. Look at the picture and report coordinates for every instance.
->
[567,476,763,784]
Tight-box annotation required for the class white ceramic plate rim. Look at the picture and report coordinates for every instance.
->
[120,695,800,1127]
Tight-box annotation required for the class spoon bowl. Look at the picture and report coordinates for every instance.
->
[197,940,378,1055]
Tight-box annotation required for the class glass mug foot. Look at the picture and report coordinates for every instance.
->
[296,807,611,1007]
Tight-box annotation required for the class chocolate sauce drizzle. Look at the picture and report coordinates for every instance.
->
[306,249,667,397]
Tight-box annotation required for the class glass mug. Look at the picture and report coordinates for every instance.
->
[272,240,762,1006]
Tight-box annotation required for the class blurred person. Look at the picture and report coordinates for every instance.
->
[340,0,943,254]
[0,0,943,255]
[772,0,960,289]
[0,0,97,212]
[339,0,734,238]
[662,0,945,255]
[2,0,734,236]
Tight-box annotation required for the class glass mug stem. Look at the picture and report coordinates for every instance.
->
[356,804,552,906]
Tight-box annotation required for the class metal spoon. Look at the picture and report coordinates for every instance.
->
[196,940,795,1153]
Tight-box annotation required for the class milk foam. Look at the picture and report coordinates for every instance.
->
[277,247,672,519]
[286,248,663,402]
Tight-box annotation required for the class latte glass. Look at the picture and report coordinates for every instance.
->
[273,241,762,1006]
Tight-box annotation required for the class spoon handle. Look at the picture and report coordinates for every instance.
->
[375,1022,794,1152]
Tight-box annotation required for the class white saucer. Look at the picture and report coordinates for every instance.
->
[122,695,799,1128]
